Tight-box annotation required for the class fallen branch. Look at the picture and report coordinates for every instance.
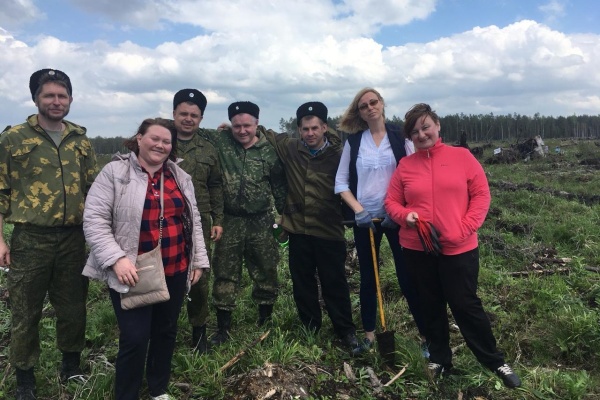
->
[219,330,271,373]
[384,364,407,387]
[507,267,571,277]
[585,266,600,273]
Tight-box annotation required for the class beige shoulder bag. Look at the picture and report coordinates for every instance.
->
[120,171,171,310]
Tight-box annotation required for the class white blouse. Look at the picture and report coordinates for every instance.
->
[334,130,397,218]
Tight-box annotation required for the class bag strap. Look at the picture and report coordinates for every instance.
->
[158,171,164,245]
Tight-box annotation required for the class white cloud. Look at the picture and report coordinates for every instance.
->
[381,20,599,118]
[0,2,599,137]
[0,0,43,29]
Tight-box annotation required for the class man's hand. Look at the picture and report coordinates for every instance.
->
[113,257,139,287]
[211,225,223,241]
[0,238,10,267]
[216,122,231,131]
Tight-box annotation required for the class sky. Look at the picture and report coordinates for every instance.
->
[1,0,599,138]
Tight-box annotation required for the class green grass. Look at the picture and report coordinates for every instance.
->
[0,138,599,399]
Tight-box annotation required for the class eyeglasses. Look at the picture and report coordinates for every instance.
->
[358,98,379,111]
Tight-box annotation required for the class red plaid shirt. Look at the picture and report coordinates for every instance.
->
[138,165,189,276]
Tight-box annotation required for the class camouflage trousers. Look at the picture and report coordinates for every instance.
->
[7,224,88,370]
[186,211,212,327]
[212,212,279,311]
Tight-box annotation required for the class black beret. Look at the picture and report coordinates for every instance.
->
[228,101,259,120]
[173,89,207,114]
[29,68,72,101]
[296,101,328,126]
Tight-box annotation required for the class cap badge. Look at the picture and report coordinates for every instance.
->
[236,106,240,110]
[189,93,194,98]
[48,70,55,76]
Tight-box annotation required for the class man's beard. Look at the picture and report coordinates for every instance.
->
[39,106,69,122]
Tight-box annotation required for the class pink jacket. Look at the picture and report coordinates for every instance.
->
[384,139,490,255]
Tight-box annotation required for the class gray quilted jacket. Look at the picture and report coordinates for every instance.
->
[82,152,209,294]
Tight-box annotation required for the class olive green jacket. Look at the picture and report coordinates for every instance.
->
[263,128,345,241]
[177,129,224,227]
[0,114,98,226]
[201,126,287,216]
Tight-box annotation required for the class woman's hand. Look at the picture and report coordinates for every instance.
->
[190,268,203,285]
[113,257,139,287]
[406,212,419,228]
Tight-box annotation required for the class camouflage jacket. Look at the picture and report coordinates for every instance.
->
[264,128,345,241]
[0,114,98,226]
[177,129,224,227]
[201,126,287,216]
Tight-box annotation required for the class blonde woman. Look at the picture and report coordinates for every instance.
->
[335,88,424,353]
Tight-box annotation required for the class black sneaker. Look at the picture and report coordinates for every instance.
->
[495,363,521,388]
[360,338,373,352]
[350,337,373,356]
[427,362,444,380]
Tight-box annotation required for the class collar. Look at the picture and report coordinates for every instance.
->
[303,136,329,156]
[415,138,444,157]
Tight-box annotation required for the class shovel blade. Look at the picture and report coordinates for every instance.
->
[376,330,396,367]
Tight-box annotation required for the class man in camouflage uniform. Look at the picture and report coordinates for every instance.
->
[0,69,97,400]
[263,102,362,354]
[172,88,224,354]
[202,101,286,346]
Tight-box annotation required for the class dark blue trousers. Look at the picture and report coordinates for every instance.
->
[353,223,425,335]
[110,271,187,400]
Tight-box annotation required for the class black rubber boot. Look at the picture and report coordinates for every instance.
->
[15,367,36,400]
[257,304,273,327]
[192,324,208,354]
[60,352,82,383]
[210,310,231,347]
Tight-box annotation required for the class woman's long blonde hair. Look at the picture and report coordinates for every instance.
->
[338,87,385,134]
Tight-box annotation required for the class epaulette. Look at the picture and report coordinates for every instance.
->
[1,125,11,136]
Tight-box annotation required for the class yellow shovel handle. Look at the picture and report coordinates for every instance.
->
[370,227,386,331]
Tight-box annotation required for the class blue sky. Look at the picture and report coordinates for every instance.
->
[1,0,599,137]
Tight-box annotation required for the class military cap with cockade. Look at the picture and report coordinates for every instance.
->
[173,89,207,114]
[228,101,259,120]
[29,68,72,101]
[296,101,328,126]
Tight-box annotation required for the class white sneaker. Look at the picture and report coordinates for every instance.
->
[151,395,173,400]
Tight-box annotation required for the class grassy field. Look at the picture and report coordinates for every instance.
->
[0,138,599,399]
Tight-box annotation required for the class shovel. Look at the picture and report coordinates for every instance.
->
[369,227,396,367]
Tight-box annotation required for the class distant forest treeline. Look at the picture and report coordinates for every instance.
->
[89,112,600,154]
[279,112,600,144]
